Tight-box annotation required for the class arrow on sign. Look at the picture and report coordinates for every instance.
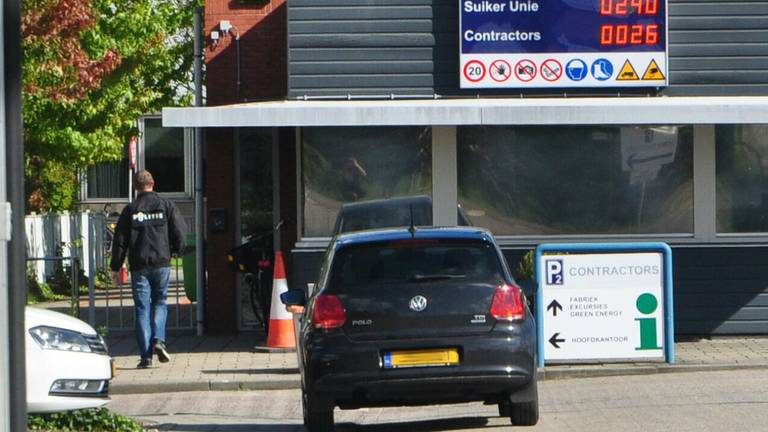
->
[549,333,565,349]
[547,300,563,317]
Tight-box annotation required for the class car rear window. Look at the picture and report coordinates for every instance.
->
[328,239,504,291]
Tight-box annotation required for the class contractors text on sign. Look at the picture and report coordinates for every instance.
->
[459,0,668,88]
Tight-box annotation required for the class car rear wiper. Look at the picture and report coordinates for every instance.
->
[408,273,467,282]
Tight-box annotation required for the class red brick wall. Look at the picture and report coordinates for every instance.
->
[203,128,237,334]
[205,0,287,105]
[203,0,287,334]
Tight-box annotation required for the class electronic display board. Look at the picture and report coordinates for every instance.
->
[460,0,668,88]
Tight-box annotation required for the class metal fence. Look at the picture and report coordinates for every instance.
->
[25,212,196,333]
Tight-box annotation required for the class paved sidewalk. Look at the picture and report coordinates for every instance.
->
[107,332,768,395]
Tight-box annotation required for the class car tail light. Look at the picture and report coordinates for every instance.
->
[312,294,346,329]
[489,284,525,321]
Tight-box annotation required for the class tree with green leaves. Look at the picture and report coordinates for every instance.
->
[22,0,200,211]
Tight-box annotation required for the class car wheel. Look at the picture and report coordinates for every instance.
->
[508,377,539,426]
[510,398,539,426]
[498,399,512,417]
[302,387,334,432]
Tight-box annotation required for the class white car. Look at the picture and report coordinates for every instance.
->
[26,307,114,413]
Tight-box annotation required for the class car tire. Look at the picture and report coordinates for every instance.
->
[508,376,539,426]
[302,387,334,432]
[510,399,539,426]
[498,399,512,417]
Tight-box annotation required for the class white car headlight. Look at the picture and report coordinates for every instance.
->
[29,326,93,353]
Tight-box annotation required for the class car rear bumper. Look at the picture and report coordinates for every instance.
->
[320,368,533,408]
[304,324,536,408]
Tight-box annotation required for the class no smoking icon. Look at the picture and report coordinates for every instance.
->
[514,59,536,82]
[490,60,512,82]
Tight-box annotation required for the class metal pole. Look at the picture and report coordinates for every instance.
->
[0,1,10,428]
[87,216,96,326]
[4,0,26,428]
[194,6,205,336]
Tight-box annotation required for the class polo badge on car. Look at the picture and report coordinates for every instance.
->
[409,295,428,312]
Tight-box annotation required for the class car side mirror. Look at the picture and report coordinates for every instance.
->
[281,289,307,314]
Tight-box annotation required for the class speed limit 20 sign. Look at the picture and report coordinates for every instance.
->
[463,60,485,83]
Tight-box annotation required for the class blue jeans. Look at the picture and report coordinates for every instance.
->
[131,266,170,360]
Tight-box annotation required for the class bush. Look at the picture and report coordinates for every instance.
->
[28,407,146,432]
[27,264,59,304]
[515,250,534,281]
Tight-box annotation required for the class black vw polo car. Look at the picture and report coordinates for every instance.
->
[282,227,538,431]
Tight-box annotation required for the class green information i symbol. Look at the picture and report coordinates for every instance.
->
[635,293,662,350]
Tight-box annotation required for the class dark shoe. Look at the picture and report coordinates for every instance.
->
[153,340,171,363]
[137,358,153,369]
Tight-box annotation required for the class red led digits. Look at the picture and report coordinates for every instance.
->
[599,0,661,46]
[600,0,658,15]
[600,24,659,45]
[646,24,659,44]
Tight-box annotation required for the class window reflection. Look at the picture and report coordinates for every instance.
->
[144,118,185,193]
[240,129,274,241]
[86,159,129,199]
[302,127,432,237]
[457,126,693,235]
[716,125,768,233]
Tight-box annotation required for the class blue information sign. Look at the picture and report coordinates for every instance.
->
[459,0,668,88]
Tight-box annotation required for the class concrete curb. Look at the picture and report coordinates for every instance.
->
[109,362,768,395]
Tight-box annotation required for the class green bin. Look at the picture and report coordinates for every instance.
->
[182,233,197,302]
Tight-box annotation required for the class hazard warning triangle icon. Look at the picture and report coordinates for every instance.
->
[642,60,666,80]
[616,60,639,81]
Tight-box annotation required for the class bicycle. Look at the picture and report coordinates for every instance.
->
[227,221,283,332]
[102,204,124,285]
[242,251,272,332]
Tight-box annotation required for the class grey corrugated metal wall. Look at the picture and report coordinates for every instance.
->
[286,0,768,335]
[288,0,768,97]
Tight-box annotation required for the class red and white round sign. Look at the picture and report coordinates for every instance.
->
[463,60,486,83]
[490,60,512,82]
[540,59,563,82]
[514,59,537,82]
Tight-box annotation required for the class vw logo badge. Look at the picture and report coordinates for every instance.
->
[409,295,428,312]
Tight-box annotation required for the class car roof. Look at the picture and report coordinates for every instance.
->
[337,195,431,212]
[333,226,495,250]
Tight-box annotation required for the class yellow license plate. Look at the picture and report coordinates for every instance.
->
[382,348,459,368]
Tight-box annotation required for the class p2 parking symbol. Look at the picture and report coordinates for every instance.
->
[545,259,564,285]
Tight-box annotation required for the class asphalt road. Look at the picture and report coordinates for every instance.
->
[109,369,768,432]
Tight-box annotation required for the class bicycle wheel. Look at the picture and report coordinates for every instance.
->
[246,273,267,331]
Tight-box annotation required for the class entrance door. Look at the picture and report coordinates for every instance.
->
[237,128,274,330]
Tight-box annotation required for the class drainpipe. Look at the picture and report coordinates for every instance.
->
[235,32,241,101]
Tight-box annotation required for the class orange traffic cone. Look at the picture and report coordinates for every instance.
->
[265,250,296,349]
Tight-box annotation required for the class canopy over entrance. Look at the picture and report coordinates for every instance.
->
[163,97,768,127]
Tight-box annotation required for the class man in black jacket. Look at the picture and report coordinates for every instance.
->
[111,170,187,368]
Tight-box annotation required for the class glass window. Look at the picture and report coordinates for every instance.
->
[239,128,274,241]
[457,126,693,235]
[716,124,768,233]
[301,127,432,237]
[85,159,129,199]
[143,118,186,193]
[328,240,503,292]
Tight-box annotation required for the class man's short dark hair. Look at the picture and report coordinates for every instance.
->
[135,170,155,191]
